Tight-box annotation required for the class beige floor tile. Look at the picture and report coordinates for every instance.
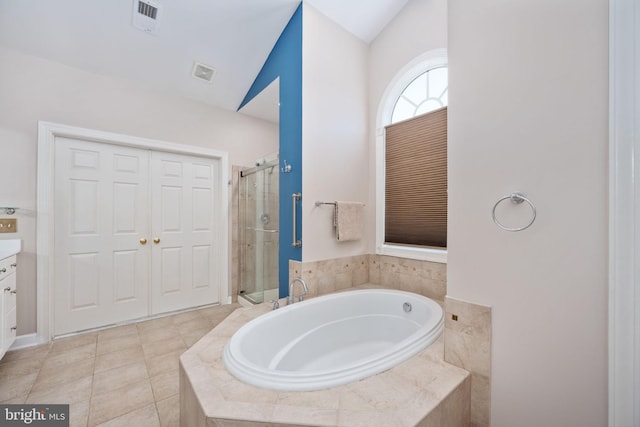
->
[97,324,138,342]
[193,306,217,317]
[156,394,179,427]
[0,372,38,402]
[142,337,187,359]
[94,403,160,427]
[96,333,141,356]
[94,345,145,374]
[200,305,240,326]
[0,344,51,364]
[31,358,94,393]
[0,394,28,404]
[69,399,90,427]
[136,316,175,333]
[170,310,204,326]
[150,370,179,401]
[50,333,98,354]
[180,327,212,347]
[138,325,181,345]
[198,303,240,318]
[201,317,223,330]
[175,317,210,334]
[3,305,239,426]
[93,361,149,396]
[145,350,183,378]
[26,375,93,405]
[41,342,96,371]
[0,357,43,380]
[88,379,155,426]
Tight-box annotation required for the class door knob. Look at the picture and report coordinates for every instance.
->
[140,238,147,245]
[153,237,160,244]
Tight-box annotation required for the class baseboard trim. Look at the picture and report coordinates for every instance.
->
[10,333,48,351]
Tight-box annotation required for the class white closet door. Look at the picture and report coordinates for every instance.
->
[150,151,220,313]
[54,138,150,335]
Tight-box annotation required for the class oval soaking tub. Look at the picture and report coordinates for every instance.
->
[223,289,444,391]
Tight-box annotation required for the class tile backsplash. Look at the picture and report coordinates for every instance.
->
[370,255,446,302]
[289,254,446,302]
[289,255,369,298]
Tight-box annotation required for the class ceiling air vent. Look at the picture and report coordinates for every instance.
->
[192,62,216,84]
[132,0,162,35]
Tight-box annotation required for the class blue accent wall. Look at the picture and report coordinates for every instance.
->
[238,3,302,298]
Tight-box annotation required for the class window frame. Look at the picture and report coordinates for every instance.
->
[375,49,448,263]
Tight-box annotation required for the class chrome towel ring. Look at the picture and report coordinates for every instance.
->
[492,192,536,232]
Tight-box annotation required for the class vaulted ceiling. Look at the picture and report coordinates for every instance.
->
[0,0,408,112]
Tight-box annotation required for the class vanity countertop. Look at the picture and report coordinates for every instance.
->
[0,239,22,260]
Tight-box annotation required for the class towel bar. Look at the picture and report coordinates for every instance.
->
[315,201,365,207]
[292,193,302,248]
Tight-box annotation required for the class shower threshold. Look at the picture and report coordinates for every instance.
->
[239,288,279,306]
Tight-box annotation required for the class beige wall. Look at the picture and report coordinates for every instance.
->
[301,4,370,262]
[0,46,278,336]
[447,1,608,426]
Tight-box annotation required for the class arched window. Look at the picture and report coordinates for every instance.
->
[391,66,448,123]
[376,50,448,262]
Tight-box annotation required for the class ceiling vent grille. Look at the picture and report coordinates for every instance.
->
[138,1,158,19]
[132,0,162,35]
[192,62,216,83]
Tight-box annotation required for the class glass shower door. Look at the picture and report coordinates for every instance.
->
[239,159,279,304]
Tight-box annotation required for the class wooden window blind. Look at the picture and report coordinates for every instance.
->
[384,106,447,248]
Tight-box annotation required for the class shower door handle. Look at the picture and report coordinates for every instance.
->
[292,193,301,248]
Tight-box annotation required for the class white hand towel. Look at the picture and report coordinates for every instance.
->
[334,201,364,241]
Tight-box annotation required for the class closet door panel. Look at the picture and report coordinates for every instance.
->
[54,138,150,336]
[150,152,220,314]
[52,135,223,336]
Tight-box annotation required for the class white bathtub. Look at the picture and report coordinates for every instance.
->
[223,289,444,391]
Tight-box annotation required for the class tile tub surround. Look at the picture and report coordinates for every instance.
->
[288,255,369,298]
[444,297,492,427]
[289,254,446,303]
[179,303,471,427]
[370,255,446,303]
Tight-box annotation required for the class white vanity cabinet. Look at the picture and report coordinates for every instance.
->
[0,254,17,360]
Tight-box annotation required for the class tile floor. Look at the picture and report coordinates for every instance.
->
[0,303,240,426]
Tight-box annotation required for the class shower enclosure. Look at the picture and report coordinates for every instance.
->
[238,157,279,304]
